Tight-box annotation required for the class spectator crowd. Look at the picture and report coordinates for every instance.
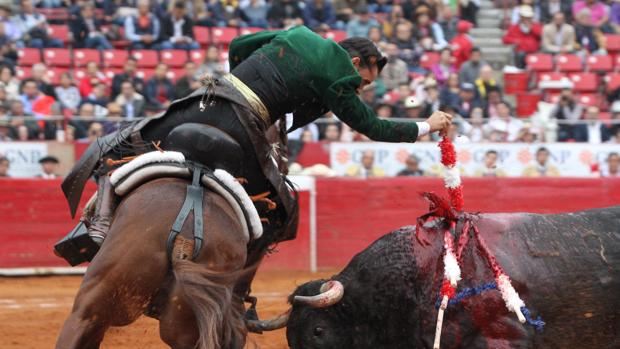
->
[0,0,618,178]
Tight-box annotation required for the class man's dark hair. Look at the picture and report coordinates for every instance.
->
[608,152,619,160]
[339,37,387,73]
[472,47,481,53]
[486,150,498,156]
[537,147,549,154]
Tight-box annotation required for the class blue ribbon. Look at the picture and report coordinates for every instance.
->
[434,281,545,332]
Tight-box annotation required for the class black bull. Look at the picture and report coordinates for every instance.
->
[284,206,620,349]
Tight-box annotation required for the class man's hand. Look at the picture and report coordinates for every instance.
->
[426,111,453,133]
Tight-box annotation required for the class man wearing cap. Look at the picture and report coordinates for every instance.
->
[457,82,482,118]
[37,155,60,179]
[503,5,542,68]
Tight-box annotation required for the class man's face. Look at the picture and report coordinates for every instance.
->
[107,103,122,116]
[23,82,38,98]
[553,13,565,26]
[361,152,374,169]
[125,60,137,73]
[11,101,24,115]
[497,103,510,118]
[0,159,9,176]
[536,150,549,165]
[155,64,168,79]
[173,7,185,18]
[121,82,134,97]
[353,59,379,93]
[184,62,196,77]
[41,162,58,175]
[395,24,410,41]
[406,158,419,171]
[471,51,481,63]
[138,2,150,15]
[406,107,421,119]
[485,152,497,168]
[80,104,95,117]
[608,155,620,172]
[87,62,98,74]
[460,89,474,101]
[22,0,33,13]
[586,108,599,120]
[324,125,340,141]
[82,5,93,18]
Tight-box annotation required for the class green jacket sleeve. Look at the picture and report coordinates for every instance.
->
[324,76,419,143]
[228,30,281,70]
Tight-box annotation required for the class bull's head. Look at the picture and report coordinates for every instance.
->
[247,279,346,348]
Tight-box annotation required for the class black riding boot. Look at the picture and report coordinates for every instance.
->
[88,175,116,246]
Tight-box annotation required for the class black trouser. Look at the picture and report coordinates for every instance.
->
[140,99,271,199]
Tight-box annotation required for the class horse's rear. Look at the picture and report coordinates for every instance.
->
[56,178,249,349]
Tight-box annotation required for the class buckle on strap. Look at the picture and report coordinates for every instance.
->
[166,164,205,261]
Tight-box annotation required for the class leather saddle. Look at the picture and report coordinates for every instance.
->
[162,123,244,175]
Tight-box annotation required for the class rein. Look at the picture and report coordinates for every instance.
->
[420,136,544,349]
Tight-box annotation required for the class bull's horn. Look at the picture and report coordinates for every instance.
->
[293,280,344,308]
[246,308,291,333]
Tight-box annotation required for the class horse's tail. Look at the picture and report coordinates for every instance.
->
[172,259,247,349]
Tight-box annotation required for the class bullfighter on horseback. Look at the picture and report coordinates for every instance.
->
[57,25,452,265]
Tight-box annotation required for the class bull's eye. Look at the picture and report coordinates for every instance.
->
[313,327,324,337]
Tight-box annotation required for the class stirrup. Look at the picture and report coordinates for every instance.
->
[54,221,101,266]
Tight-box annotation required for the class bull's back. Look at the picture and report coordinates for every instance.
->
[478,206,620,348]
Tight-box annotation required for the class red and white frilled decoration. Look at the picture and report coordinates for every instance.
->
[432,136,527,349]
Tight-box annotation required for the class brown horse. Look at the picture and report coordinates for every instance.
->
[56,177,253,349]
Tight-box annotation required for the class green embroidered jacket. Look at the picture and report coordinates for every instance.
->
[228,26,419,142]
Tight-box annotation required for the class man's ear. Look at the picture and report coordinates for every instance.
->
[351,57,361,68]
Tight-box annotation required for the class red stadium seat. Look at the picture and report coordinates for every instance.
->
[160,49,188,68]
[556,54,582,72]
[586,54,612,72]
[194,26,210,46]
[43,48,71,67]
[47,24,70,44]
[189,50,205,65]
[131,50,159,68]
[526,53,553,71]
[211,27,238,46]
[577,93,603,107]
[515,93,541,117]
[324,30,347,42]
[73,49,102,67]
[167,69,185,82]
[504,72,529,94]
[420,51,440,70]
[605,34,620,52]
[103,68,123,80]
[15,66,32,79]
[135,68,155,81]
[537,71,566,83]
[569,73,598,92]
[239,27,263,36]
[46,67,68,85]
[73,68,87,81]
[605,73,620,91]
[102,49,129,68]
[17,48,42,66]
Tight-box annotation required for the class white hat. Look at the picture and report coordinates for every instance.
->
[519,5,534,18]
[404,97,422,108]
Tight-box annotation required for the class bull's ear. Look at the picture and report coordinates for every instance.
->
[289,279,327,305]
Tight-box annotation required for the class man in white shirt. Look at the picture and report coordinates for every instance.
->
[37,156,60,179]
[575,106,611,143]
[601,152,619,177]
[484,101,524,142]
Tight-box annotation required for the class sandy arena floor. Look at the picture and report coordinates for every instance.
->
[0,269,336,348]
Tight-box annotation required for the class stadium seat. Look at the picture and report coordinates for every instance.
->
[167,69,185,82]
[47,24,70,44]
[556,54,582,72]
[569,73,598,92]
[324,30,347,42]
[102,49,129,68]
[131,50,159,68]
[73,49,101,67]
[46,67,68,85]
[504,72,529,94]
[239,27,263,36]
[194,26,210,46]
[420,51,440,70]
[189,50,205,65]
[577,93,603,107]
[515,93,541,117]
[537,71,566,83]
[15,66,33,79]
[160,50,188,68]
[605,34,620,52]
[210,27,238,46]
[103,68,123,80]
[605,73,620,91]
[526,53,553,71]
[43,48,71,67]
[586,54,612,72]
[73,68,87,80]
[17,48,42,66]
[135,68,155,81]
